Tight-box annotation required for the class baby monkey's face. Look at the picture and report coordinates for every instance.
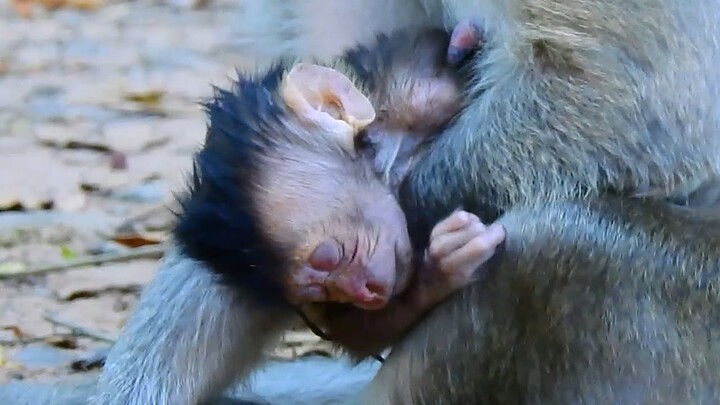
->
[258,158,413,311]
[254,29,468,310]
[251,63,414,310]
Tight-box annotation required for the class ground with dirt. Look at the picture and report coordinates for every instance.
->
[0,0,333,383]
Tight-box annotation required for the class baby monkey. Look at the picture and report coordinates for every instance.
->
[89,26,497,405]
[269,25,500,356]
[174,26,498,361]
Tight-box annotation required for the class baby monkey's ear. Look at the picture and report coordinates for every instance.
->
[280,63,376,154]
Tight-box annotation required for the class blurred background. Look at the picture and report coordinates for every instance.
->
[0,0,330,383]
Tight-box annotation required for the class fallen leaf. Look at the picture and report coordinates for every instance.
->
[166,0,210,9]
[34,0,64,9]
[0,261,27,275]
[0,199,23,212]
[70,347,109,371]
[43,335,79,350]
[61,286,140,301]
[64,0,103,10]
[110,233,164,248]
[36,0,102,10]
[33,123,108,152]
[0,198,53,212]
[11,0,32,18]
[1,326,26,341]
[60,246,77,260]
[123,90,165,108]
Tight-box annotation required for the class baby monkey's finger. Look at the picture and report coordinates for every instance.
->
[438,224,506,275]
[429,210,480,240]
[428,220,487,261]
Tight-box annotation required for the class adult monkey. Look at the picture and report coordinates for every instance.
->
[89,1,720,405]
[231,0,720,403]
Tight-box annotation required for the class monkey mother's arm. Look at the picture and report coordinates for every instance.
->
[89,245,296,405]
[361,197,720,404]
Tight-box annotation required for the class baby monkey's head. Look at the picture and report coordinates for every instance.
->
[174,29,469,310]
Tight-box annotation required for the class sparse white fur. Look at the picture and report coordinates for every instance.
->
[89,245,295,405]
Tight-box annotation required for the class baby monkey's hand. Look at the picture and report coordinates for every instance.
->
[415,210,505,305]
[305,211,505,357]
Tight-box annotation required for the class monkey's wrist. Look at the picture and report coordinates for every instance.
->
[402,278,451,311]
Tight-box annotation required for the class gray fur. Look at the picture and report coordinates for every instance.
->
[407,0,720,213]
[362,198,720,404]
[88,245,295,405]
[89,0,720,402]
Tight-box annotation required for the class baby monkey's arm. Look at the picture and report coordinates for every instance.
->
[312,211,505,358]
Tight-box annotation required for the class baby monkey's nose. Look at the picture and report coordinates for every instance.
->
[325,269,391,310]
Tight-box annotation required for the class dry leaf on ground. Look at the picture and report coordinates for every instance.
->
[123,90,165,108]
[11,0,33,18]
[0,326,26,342]
[36,0,103,10]
[110,233,164,248]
